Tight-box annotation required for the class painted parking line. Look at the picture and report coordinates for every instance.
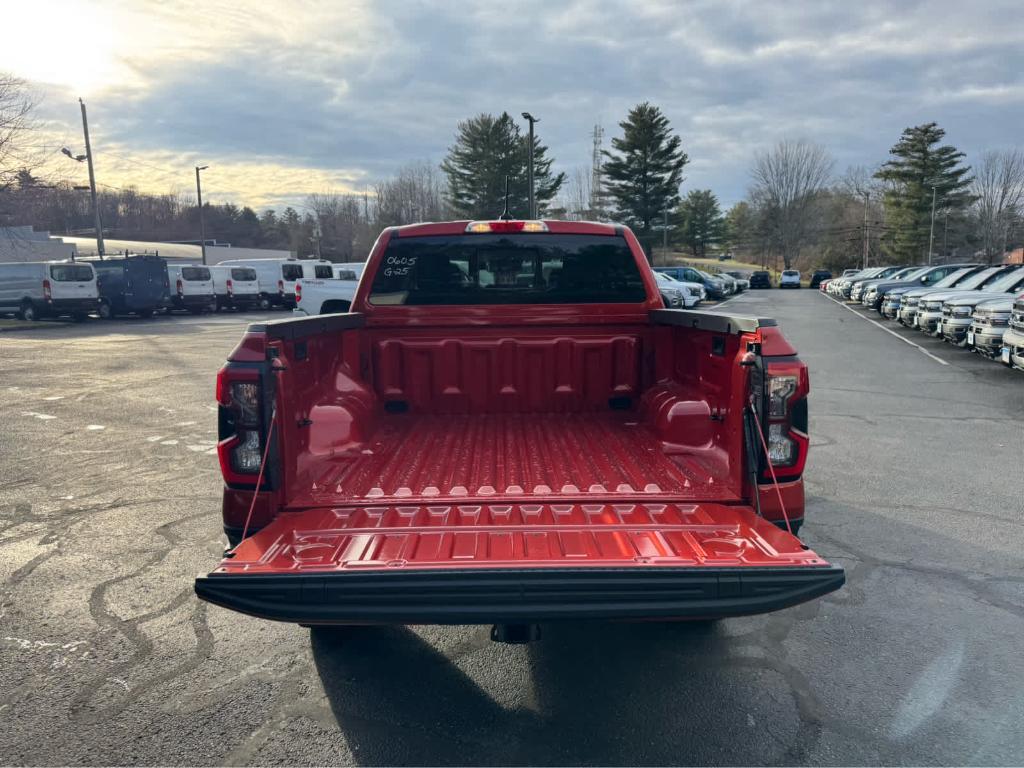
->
[823,294,950,366]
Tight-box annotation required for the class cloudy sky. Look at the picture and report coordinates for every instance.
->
[4,0,1024,212]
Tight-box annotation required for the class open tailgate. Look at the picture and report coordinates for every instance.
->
[195,502,843,624]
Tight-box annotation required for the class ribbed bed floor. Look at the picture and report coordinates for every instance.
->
[293,413,738,507]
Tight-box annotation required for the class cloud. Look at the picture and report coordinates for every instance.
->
[8,0,1024,211]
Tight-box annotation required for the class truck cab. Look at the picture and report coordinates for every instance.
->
[195,220,843,630]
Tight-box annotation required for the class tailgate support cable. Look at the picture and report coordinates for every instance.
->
[235,403,277,549]
[747,395,793,535]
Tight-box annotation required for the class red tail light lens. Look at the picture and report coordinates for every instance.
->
[226,278,233,295]
[763,362,809,479]
[176,278,183,296]
[42,279,52,301]
[295,282,302,303]
[216,368,267,484]
[277,279,284,295]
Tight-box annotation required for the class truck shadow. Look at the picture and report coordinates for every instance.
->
[311,618,800,766]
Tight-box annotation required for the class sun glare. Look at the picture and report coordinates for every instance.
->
[1,1,119,94]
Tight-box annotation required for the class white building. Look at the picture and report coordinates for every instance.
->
[59,236,293,264]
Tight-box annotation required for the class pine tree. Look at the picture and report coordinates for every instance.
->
[441,112,565,219]
[602,103,688,256]
[874,123,974,263]
[675,189,725,257]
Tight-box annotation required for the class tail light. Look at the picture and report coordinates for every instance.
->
[295,282,302,303]
[226,278,233,296]
[277,279,284,295]
[216,368,268,486]
[763,362,809,480]
[176,278,183,296]
[42,279,52,301]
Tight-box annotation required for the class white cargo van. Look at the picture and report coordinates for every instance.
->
[209,265,260,311]
[217,258,334,309]
[0,261,99,320]
[166,264,216,314]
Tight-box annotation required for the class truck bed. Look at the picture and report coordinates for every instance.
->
[290,411,740,508]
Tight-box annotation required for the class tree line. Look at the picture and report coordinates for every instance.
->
[2,68,1022,268]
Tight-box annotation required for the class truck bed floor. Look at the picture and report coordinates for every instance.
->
[294,412,739,507]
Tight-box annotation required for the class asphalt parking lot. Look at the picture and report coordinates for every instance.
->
[1,293,1022,766]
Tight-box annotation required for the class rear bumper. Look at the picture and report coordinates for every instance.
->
[45,297,98,314]
[195,565,845,625]
[220,294,258,308]
[171,294,214,309]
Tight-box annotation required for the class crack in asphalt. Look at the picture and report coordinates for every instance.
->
[64,509,216,724]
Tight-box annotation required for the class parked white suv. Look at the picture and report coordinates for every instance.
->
[780,270,802,289]
[654,271,704,307]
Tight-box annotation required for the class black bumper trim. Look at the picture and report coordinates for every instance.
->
[194,565,845,625]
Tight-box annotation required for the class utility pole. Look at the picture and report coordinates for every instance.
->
[928,185,937,265]
[521,112,538,218]
[942,209,949,260]
[78,99,104,258]
[662,205,668,253]
[862,192,870,269]
[590,124,604,218]
[195,165,209,265]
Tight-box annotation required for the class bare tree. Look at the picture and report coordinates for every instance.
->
[749,139,834,268]
[374,160,449,228]
[0,73,43,239]
[552,166,593,220]
[0,73,38,193]
[971,149,1024,263]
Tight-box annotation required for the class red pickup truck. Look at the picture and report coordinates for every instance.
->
[195,219,843,635]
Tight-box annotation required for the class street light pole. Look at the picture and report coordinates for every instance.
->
[521,112,538,219]
[195,165,209,265]
[928,185,937,265]
[662,205,668,253]
[862,191,870,269]
[79,99,104,258]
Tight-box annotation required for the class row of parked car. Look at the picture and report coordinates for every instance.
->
[653,265,751,301]
[0,255,364,321]
[822,262,1024,371]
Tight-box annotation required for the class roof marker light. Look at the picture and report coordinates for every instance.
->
[465,220,549,233]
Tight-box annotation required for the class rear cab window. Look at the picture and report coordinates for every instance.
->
[314,265,334,278]
[369,233,647,305]
[281,264,303,281]
[230,268,257,281]
[49,264,94,281]
[181,266,211,281]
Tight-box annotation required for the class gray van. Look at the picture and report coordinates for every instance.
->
[0,261,99,320]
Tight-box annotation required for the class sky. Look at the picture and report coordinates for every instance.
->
[4,0,1024,213]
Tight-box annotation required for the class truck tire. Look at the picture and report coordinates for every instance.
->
[98,301,114,320]
[258,295,272,310]
[19,300,39,321]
